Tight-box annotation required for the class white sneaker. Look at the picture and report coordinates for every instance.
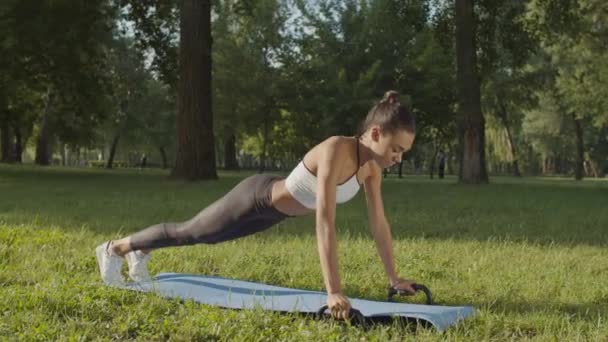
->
[125,250,152,283]
[95,241,124,287]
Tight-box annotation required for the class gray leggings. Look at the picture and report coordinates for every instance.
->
[128,174,290,250]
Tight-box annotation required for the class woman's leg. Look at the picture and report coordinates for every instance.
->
[96,174,288,284]
[110,224,178,256]
[124,174,287,250]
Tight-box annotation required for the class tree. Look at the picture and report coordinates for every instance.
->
[119,0,215,180]
[522,88,576,175]
[1,0,114,165]
[524,0,608,179]
[455,0,488,183]
[102,38,148,169]
[212,0,241,170]
[172,0,216,180]
[482,68,541,176]
[476,0,538,177]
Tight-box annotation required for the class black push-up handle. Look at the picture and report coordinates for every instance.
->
[387,283,433,305]
[316,304,366,325]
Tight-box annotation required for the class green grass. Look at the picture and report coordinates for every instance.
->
[1,164,607,341]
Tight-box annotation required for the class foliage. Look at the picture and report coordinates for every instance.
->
[522,89,572,157]
[1,0,606,178]
[525,0,608,127]
[117,0,180,88]
[0,0,118,159]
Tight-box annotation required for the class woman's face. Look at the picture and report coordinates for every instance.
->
[370,127,416,168]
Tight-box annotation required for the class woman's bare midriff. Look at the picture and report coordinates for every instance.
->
[270,179,315,217]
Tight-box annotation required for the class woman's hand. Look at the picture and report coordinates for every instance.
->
[390,278,417,295]
[327,292,352,320]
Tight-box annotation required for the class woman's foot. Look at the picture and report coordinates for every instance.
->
[95,241,124,286]
[125,250,152,282]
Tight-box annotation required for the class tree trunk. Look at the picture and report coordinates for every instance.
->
[60,143,67,166]
[259,110,269,173]
[497,101,521,177]
[106,133,120,169]
[1,120,13,162]
[455,0,488,184]
[159,146,168,169]
[572,114,584,180]
[14,124,22,163]
[542,156,546,175]
[35,92,55,166]
[447,146,454,175]
[588,159,602,178]
[527,145,536,175]
[223,125,238,170]
[172,0,217,180]
[544,156,551,175]
[429,143,438,179]
[75,147,80,166]
[558,156,564,174]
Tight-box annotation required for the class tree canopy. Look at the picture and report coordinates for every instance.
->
[1,0,606,179]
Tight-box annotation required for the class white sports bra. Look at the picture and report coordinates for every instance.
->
[285,139,361,209]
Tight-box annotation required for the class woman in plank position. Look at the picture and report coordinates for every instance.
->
[96,90,417,320]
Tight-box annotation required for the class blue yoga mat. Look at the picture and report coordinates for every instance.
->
[123,273,475,331]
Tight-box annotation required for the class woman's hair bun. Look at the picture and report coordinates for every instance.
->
[381,90,399,104]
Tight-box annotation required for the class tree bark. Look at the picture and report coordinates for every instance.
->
[455,0,488,184]
[542,156,546,175]
[447,146,454,175]
[1,120,13,162]
[75,147,81,166]
[588,159,602,178]
[429,143,438,179]
[106,133,120,169]
[159,146,168,169]
[172,0,217,180]
[527,145,536,175]
[14,124,22,163]
[35,92,55,166]
[60,143,67,166]
[572,114,584,180]
[544,156,554,175]
[497,101,521,177]
[260,109,269,173]
[223,125,238,170]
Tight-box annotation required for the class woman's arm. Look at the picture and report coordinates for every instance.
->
[363,165,400,284]
[364,165,416,293]
[315,137,343,294]
[315,138,353,320]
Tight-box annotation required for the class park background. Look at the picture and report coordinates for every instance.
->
[1,0,607,340]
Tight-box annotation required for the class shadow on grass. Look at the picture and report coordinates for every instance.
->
[300,311,436,333]
[476,298,608,322]
[1,165,607,247]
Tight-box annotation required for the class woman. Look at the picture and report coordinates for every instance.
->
[96,90,417,320]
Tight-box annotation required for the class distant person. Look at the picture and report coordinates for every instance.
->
[96,91,418,320]
[437,150,446,179]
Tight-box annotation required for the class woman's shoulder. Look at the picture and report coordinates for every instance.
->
[316,135,352,150]
[303,136,353,169]
[311,136,355,159]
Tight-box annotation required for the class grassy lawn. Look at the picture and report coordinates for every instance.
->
[1,164,607,341]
